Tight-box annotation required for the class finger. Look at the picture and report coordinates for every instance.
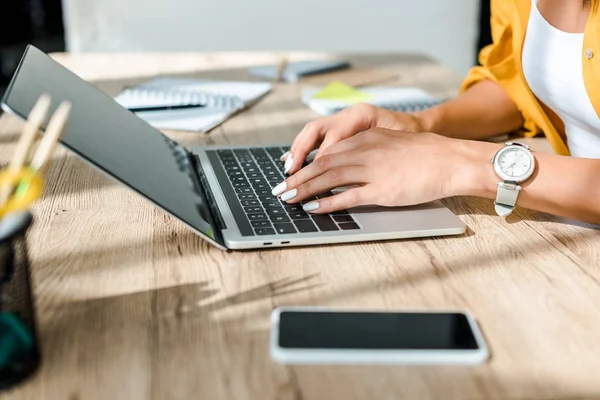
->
[280,166,369,204]
[314,130,345,160]
[287,105,371,174]
[301,187,371,214]
[285,120,330,173]
[273,149,363,197]
[315,130,366,159]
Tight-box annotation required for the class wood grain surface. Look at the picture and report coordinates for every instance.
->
[0,52,599,400]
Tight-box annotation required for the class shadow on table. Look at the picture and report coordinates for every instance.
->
[38,274,319,367]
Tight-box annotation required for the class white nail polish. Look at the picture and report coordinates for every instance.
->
[284,155,294,174]
[281,189,298,202]
[302,202,320,212]
[280,151,290,161]
[272,181,287,196]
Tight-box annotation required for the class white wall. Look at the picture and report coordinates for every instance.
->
[62,0,480,75]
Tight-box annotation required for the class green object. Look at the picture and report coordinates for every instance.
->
[0,313,33,369]
[311,81,373,104]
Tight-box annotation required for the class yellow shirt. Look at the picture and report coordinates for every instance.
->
[460,0,600,156]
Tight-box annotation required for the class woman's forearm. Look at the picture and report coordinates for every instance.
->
[454,140,600,225]
[416,80,526,140]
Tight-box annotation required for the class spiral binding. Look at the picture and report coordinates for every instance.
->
[120,86,246,111]
[330,98,445,114]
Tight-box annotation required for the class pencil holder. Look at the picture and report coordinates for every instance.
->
[0,211,40,390]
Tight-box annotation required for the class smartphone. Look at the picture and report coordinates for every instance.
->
[270,307,489,365]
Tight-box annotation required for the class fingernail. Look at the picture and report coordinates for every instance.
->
[281,189,297,202]
[302,202,320,212]
[284,155,294,174]
[272,181,287,196]
[280,151,290,161]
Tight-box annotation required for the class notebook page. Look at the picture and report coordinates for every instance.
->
[139,77,272,105]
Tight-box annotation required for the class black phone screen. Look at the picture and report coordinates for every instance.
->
[278,311,480,350]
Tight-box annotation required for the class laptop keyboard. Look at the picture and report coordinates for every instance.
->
[207,147,361,236]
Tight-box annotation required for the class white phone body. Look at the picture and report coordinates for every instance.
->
[270,306,490,365]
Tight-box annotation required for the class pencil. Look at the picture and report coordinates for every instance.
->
[275,55,288,82]
[8,94,51,172]
[0,94,51,207]
[30,101,71,172]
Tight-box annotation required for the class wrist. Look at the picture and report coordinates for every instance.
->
[447,139,501,198]
[413,105,444,133]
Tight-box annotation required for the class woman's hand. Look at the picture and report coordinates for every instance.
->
[272,128,493,214]
[282,103,430,175]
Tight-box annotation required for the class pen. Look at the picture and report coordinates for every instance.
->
[127,103,205,113]
[275,55,289,82]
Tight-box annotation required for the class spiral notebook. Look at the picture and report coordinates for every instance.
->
[302,84,443,116]
[114,77,272,132]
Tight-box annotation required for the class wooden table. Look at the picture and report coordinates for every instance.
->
[1,51,599,400]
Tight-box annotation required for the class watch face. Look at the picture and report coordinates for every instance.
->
[494,145,534,181]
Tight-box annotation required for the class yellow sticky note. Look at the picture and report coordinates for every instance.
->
[311,81,373,104]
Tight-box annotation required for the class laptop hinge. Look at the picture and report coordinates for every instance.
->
[186,150,227,233]
[164,135,225,244]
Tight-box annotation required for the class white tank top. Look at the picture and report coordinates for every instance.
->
[522,0,600,158]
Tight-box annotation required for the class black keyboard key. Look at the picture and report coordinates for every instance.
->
[259,195,277,202]
[270,214,290,223]
[266,208,286,216]
[235,187,253,194]
[245,172,261,179]
[284,204,304,213]
[234,149,251,156]
[339,222,360,230]
[255,182,270,191]
[312,214,339,231]
[331,209,350,215]
[264,170,282,179]
[249,177,267,185]
[244,206,263,214]
[262,199,281,209]
[225,167,241,174]
[273,222,296,234]
[217,149,234,156]
[228,170,244,177]
[237,194,257,201]
[256,189,272,196]
[294,219,318,233]
[230,176,247,183]
[248,213,268,221]
[233,181,250,188]
[289,211,310,219]
[269,181,279,188]
[255,227,275,235]
[241,199,260,207]
[266,147,284,157]
[245,167,258,174]
[262,164,275,171]
[251,220,271,228]
[240,162,257,169]
[222,160,238,167]
[333,215,354,223]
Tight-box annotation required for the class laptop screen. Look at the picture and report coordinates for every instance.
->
[1,45,222,246]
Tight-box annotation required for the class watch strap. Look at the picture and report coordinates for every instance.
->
[494,182,521,217]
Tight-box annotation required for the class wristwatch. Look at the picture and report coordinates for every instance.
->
[491,142,536,217]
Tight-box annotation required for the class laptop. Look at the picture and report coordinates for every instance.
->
[1,45,466,250]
